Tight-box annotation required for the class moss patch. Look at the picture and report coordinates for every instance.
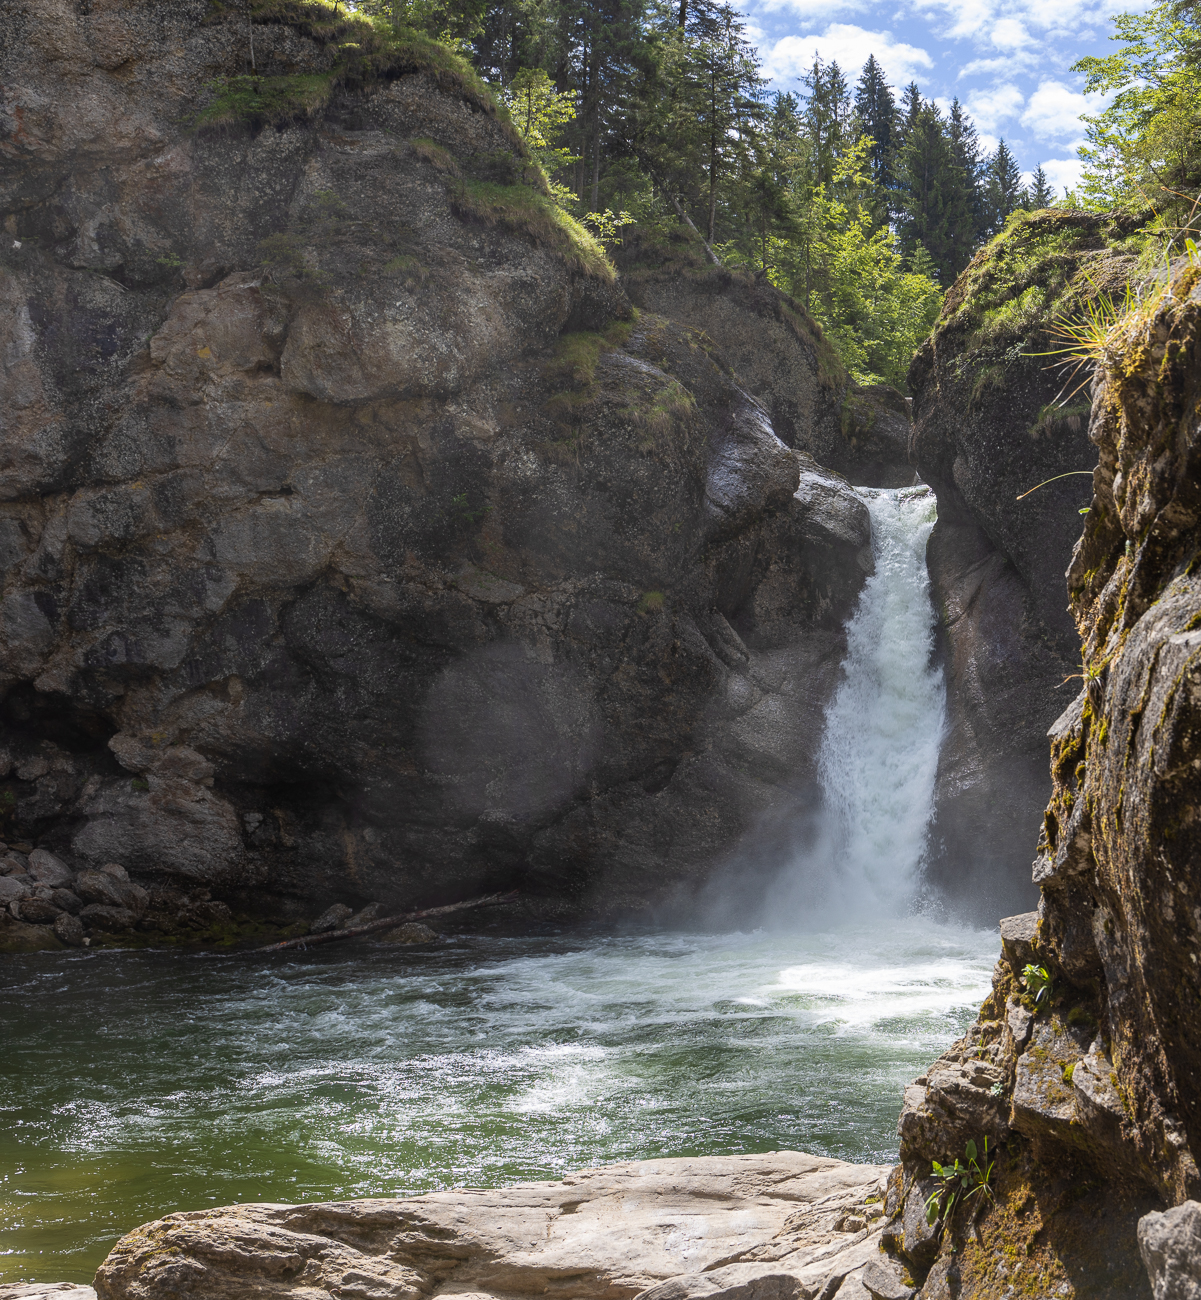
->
[926,1143,1156,1299]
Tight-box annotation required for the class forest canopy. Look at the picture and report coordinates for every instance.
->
[346,0,1200,389]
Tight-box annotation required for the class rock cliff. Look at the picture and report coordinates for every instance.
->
[0,0,877,947]
[619,232,913,489]
[908,210,1148,919]
[883,255,1201,1293]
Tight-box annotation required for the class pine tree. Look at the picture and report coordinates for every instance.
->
[982,138,1024,234]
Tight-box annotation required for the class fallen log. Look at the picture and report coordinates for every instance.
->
[243,891,520,955]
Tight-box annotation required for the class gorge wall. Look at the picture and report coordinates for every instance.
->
[0,0,909,946]
[908,210,1148,920]
[884,257,1201,1296]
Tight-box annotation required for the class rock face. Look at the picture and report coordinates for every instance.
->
[883,257,1201,1294]
[908,210,1146,919]
[620,234,912,488]
[0,0,876,932]
[93,1153,896,1300]
[1139,1201,1201,1300]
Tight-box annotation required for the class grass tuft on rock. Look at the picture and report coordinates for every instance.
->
[194,71,337,130]
[449,179,614,281]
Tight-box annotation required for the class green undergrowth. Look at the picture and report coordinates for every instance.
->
[194,70,337,130]
[940,209,1150,355]
[450,178,614,279]
[199,0,514,136]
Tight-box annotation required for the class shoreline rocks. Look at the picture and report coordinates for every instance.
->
[91,1154,903,1300]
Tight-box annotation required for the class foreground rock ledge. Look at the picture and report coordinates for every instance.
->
[92,1153,903,1300]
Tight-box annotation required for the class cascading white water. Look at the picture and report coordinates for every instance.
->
[769,485,945,922]
[817,486,945,912]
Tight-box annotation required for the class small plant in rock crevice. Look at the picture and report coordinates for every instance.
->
[925,1137,996,1236]
[1022,963,1054,1011]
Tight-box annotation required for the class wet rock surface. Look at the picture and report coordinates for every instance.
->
[0,0,874,930]
[92,1154,893,1300]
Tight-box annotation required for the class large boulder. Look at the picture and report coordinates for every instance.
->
[0,0,870,923]
[93,1153,892,1300]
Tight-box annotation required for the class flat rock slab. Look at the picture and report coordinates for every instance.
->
[94,1153,893,1300]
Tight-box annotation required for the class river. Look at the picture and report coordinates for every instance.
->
[0,486,998,1284]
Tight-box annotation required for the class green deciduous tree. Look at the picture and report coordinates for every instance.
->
[1073,0,1201,234]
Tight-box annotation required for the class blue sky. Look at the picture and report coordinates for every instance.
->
[738,0,1149,191]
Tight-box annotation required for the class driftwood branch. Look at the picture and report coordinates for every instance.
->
[244,891,520,955]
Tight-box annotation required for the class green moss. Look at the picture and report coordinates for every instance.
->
[449,179,614,280]
[411,137,460,175]
[382,252,427,287]
[638,591,666,613]
[632,379,695,450]
[194,71,336,130]
[542,318,636,398]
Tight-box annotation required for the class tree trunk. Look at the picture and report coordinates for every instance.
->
[592,118,601,212]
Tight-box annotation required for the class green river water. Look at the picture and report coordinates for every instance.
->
[1,922,995,1284]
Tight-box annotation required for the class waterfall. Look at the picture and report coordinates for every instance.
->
[769,486,945,924]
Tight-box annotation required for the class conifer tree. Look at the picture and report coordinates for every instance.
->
[895,102,975,283]
[1026,163,1055,208]
[946,98,985,238]
[982,138,1024,233]
[898,82,923,136]
[803,59,852,188]
[853,56,896,191]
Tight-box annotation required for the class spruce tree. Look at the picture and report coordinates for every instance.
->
[1027,164,1055,208]
[946,98,985,239]
[898,82,923,136]
[896,102,976,284]
[803,59,852,188]
[853,56,896,186]
[982,138,1024,234]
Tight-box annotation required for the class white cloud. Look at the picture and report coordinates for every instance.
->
[965,82,1024,131]
[958,53,1038,76]
[1020,79,1102,143]
[760,24,934,85]
[1040,156,1086,194]
[989,16,1032,48]
[755,0,866,19]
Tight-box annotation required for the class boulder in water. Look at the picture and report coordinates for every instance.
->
[311,904,355,934]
